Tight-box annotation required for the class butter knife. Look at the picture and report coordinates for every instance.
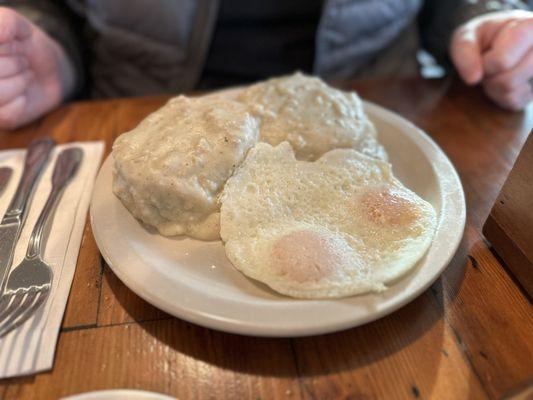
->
[0,167,12,196]
[0,138,55,294]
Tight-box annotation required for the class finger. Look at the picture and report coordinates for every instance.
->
[0,56,27,78]
[0,39,24,56]
[0,70,33,105]
[462,10,531,50]
[0,42,13,55]
[0,93,26,130]
[483,51,533,94]
[450,28,484,85]
[483,79,533,111]
[474,18,510,50]
[483,19,533,75]
[0,7,32,42]
[449,14,506,84]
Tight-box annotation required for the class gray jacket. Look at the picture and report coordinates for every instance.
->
[3,0,528,98]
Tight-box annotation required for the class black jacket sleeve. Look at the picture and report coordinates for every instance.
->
[0,0,86,99]
[418,0,529,70]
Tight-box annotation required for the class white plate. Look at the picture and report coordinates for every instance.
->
[90,96,465,337]
[63,390,174,400]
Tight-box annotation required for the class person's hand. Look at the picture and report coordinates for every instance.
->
[0,7,75,129]
[450,10,533,111]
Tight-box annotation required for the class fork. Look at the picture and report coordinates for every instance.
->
[0,148,83,338]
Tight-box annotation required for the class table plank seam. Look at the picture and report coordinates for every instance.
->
[96,315,175,330]
[426,274,492,399]
[60,323,97,333]
[442,306,491,399]
[58,316,176,336]
[94,255,106,325]
[288,339,308,400]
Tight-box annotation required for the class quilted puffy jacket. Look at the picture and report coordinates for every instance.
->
[2,0,528,97]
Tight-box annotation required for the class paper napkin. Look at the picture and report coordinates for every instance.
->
[0,141,104,378]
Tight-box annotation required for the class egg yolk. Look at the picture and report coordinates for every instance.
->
[270,230,340,283]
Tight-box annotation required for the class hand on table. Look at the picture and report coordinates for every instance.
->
[0,7,75,130]
[450,10,533,111]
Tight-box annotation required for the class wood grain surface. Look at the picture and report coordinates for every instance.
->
[0,77,532,400]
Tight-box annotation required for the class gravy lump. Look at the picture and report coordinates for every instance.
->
[112,95,260,240]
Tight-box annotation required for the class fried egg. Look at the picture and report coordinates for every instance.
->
[219,142,437,298]
[237,72,386,161]
[113,95,260,240]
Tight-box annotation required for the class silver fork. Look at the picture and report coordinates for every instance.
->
[0,148,83,338]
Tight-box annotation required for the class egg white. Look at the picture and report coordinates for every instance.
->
[219,142,437,298]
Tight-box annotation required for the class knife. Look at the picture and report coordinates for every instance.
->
[0,138,55,294]
[0,167,12,196]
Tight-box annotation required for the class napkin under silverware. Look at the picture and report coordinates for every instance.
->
[0,167,12,195]
[0,141,104,378]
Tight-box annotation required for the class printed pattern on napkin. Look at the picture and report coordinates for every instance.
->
[0,141,104,378]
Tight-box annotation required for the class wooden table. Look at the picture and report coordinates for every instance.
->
[0,78,531,400]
